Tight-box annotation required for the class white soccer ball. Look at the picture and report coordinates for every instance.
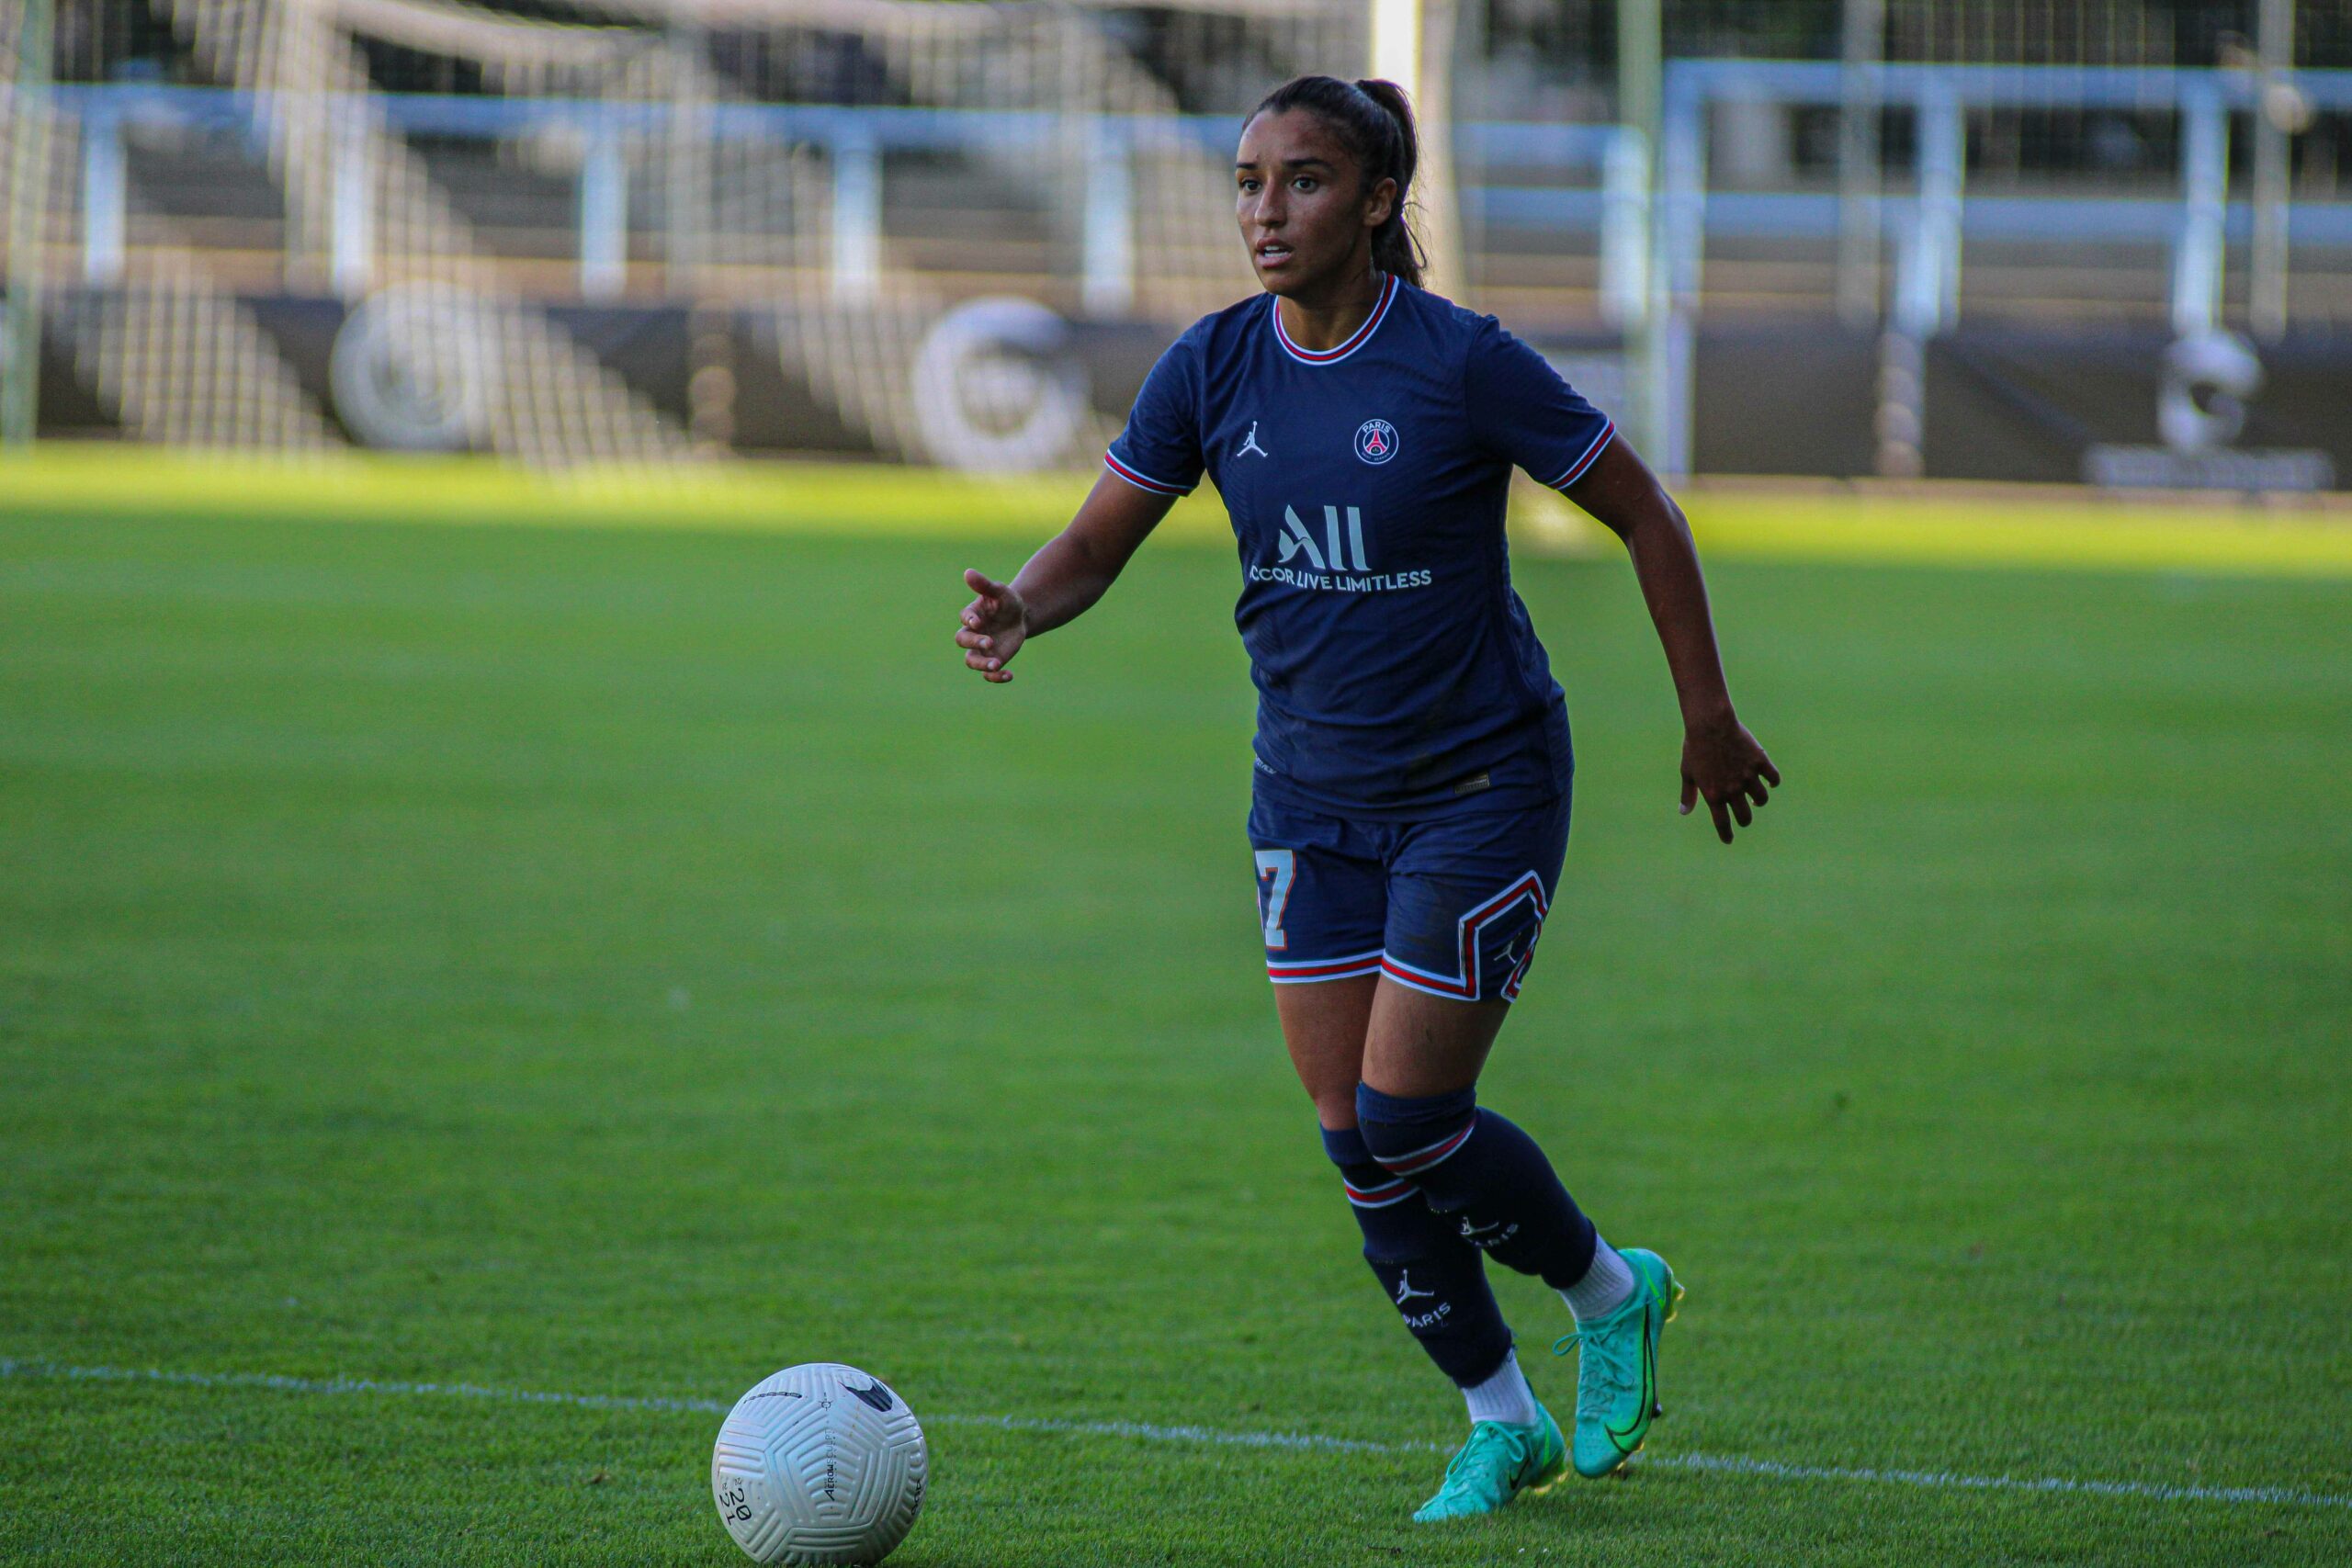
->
[711,1363,928,1566]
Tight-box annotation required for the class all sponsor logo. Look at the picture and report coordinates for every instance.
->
[1276,503,1369,572]
[1250,502,1433,593]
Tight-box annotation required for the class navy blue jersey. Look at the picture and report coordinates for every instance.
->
[1104,274,1615,818]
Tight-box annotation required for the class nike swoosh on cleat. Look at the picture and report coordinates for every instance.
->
[1604,1304,1658,1453]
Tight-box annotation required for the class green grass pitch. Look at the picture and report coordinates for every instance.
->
[0,499,2346,1565]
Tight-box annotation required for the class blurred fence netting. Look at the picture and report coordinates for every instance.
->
[3,1,2348,483]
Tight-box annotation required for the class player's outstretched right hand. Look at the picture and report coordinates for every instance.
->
[956,569,1029,683]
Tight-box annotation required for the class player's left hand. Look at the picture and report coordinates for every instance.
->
[1680,714,1779,844]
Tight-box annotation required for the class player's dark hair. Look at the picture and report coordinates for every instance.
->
[1249,74,1427,288]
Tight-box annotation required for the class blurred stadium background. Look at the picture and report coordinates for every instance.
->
[2,0,2347,491]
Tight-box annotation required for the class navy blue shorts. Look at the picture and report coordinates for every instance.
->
[1248,789,1571,1004]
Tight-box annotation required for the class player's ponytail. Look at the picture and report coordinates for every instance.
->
[1349,79,1426,288]
[1250,75,1429,289]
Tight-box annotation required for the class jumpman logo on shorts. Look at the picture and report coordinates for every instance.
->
[1237,421,1270,459]
[1393,1270,1436,1305]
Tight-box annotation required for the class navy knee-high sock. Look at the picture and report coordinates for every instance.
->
[1355,1084,1600,1292]
[1320,1124,1513,1388]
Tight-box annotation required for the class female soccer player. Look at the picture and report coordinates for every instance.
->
[954,75,1778,1520]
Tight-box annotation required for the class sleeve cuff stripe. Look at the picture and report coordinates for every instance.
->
[1103,452,1193,496]
[1544,420,1616,491]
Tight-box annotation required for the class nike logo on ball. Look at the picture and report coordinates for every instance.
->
[843,1379,896,1412]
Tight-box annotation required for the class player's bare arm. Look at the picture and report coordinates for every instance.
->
[954,470,1176,682]
[1565,439,1781,844]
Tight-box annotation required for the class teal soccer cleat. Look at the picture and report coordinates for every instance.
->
[1411,1405,1568,1522]
[1553,1247,1682,1479]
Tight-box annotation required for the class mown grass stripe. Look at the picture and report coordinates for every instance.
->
[6,1357,2344,1513]
[3,446,2349,576]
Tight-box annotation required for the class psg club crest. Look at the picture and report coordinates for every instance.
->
[1353,418,1399,465]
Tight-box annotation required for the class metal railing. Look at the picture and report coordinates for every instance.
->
[10,63,2350,475]
[1627,60,2352,472]
[27,70,2351,328]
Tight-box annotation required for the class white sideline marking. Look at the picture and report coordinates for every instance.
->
[934,1410,1407,1455]
[5,1356,2346,1514]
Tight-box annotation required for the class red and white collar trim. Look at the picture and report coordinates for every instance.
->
[1270,272,1398,367]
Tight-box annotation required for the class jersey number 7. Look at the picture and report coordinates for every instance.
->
[1254,850,1295,949]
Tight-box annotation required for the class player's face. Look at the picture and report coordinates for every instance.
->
[1235,109,1396,294]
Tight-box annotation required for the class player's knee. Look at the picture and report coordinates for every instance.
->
[1309,1084,1360,1131]
[1321,1122,1417,1211]
[1354,1082,1480,1182]
[1324,1122,1446,1261]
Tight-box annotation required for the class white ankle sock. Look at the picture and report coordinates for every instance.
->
[1560,1237,1636,1321]
[1461,1349,1542,1427]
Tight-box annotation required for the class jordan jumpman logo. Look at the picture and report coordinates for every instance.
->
[1237,421,1270,458]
